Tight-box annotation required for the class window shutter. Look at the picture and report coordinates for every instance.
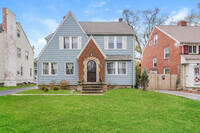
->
[184,45,188,54]
[122,36,127,49]
[199,46,200,54]
[59,36,64,50]
[78,36,82,49]
[104,36,108,49]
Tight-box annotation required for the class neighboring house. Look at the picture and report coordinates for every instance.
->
[141,20,200,90]
[0,7,34,86]
[36,11,136,88]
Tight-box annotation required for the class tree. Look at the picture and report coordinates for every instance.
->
[135,61,141,88]
[185,3,200,26]
[122,8,168,55]
[140,69,149,91]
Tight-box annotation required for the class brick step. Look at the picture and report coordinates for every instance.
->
[83,85,101,88]
[83,88,102,91]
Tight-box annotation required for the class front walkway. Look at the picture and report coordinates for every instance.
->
[0,86,37,96]
[154,90,200,101]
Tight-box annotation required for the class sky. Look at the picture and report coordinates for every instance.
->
[0,0,199,57]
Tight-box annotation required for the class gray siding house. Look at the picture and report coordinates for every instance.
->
[37,11,136,88]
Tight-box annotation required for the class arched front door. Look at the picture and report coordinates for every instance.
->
[87,60,96,82]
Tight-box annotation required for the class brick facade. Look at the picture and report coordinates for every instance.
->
[78,39,105,82]
[141,27,182,74]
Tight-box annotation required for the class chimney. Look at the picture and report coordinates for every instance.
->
[2,7,7,32]
[118,18,123,22]
[178,20,187,26]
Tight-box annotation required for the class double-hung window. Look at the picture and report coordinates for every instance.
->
[154,34,158,45]
[25,51,29,60]
[164,68,170,74]
[66,63,74,75]
[107,62,127,75]
[153,58,157,68]
[43,63,57,75]
[107,62,115,74]
[72,37,78,49]
[17,48,21,57]
[117,37,122,49]
[108,37,114,49]
[64,37,70,49]
[164,47,169,59]
[189,46,197,54]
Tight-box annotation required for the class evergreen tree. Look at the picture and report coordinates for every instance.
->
[140,69,149,91]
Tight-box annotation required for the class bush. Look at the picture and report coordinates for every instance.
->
[43,87,49,92]
[53,86,59,91]
[77,80,82,84]
[39,82,45,90]
[41,86,46,91]
[59,80,70,89]
[140,69,149,91]
[49,80,56,90]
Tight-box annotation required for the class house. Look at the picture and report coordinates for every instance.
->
[0,7,34,86]
[141,20,200,90]
[36,11,136,89]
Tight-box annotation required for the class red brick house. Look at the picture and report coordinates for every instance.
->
[141,21,200,90]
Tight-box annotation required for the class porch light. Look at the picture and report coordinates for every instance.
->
[90,52,93,56]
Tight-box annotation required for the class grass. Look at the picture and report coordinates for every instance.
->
[16,89,81,94]
[0,84,36,91]
[0,89,200,132]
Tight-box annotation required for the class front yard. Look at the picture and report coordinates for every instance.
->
[0,89,200,132]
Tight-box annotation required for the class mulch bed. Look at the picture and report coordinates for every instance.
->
[179,90,200,95]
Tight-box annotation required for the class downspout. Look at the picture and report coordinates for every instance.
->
[132,34,136,88]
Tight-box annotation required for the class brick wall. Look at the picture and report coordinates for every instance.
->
[141,27,182,74]
[78,39,105,82]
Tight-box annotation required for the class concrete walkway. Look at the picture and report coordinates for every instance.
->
[12,94,103,96]
[0,86,37,96]
[154,90,200,101]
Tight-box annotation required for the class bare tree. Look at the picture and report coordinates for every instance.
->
[185,3,200,26]
[122,8,168,55]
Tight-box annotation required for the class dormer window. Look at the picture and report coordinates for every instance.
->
[154,34,158,45]
[17,29,20,37]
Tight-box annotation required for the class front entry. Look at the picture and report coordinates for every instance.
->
[87,60,96,82]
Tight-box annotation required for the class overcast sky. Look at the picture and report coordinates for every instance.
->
[0,0,198,57]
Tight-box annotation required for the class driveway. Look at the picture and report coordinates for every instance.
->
[0,86,37,96]
[154,90,200,101]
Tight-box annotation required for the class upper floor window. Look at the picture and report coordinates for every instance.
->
[43,62,57,75]
[189,46,197,54]
[17,48,21,57]
[164,47,169,59]
[105,36,126,50]
[66,62,74,75]
[64,37,69,49]
[108,36,114,49]
[17,29,20,37]
[149,40,152,46]
[153,58,157,68]
[164,68,170,74]
[154,34,158,45]
[72,37,78,49]
[107,62,127,75]
[25,51,29,60]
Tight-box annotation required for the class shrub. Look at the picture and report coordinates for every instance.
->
[140,69,149,91]
[49,80,56,90]
[41,86,46,91]
[53,86,59,91]
[38,82,45,90]
[77,80,82,84]
[43,87,49,92]
[59,80,70,89]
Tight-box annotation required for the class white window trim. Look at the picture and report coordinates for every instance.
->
[188,45,198,54]
[149,40,152,46]
[164,47,169,59]
[164,68,170,74]
[154,34,158,45]
[65,62,75,76]
[153,58,157,68]
[107,36,126,50]
[106,61,127,75]
[62,36,80,50]
[42,62,58,76]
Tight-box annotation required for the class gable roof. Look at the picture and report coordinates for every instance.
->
[36,11,88,61]
[77,36,107,59]
[79,22,135,35]
[156,25,200,44]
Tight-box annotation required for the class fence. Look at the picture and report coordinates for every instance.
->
[147,74,177,90]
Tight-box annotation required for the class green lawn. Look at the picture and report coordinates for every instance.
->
[0,84,36,91]
[0,89,200,132]
[16,89,81,94]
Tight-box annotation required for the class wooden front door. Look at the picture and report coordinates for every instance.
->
[87,60,96,82]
